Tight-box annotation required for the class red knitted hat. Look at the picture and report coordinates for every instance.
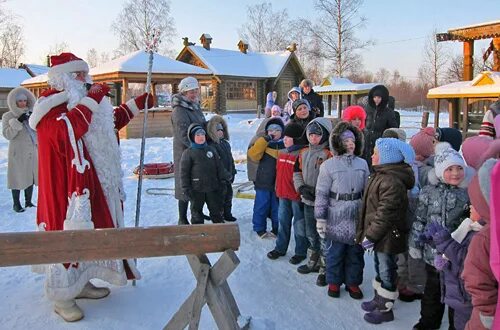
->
[410,127,436,159]
[461,136,493,170]
[468,174,490,221]
[48,52,89,79]
[342,105,366,130]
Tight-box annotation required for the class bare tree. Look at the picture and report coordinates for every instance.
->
[86,48,99,68]
[40,42,70,64]
[0,3,25,68]
[239,2,293,52]
[418,29,449,88]
[111,0,176,56]
[304,0,372,77]
[374,68,390,85]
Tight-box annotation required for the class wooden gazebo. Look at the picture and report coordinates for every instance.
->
[314,77,379,117]
[427,71,500,136]
[437,20,500,80]
[22,51,213,138]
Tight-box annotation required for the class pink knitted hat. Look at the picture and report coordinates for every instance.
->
[461,136,493,170]
[410,127,436,159]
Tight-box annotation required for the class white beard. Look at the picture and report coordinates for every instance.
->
[48,72,90,109]
[82,98,126,227]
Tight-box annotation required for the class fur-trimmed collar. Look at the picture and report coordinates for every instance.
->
[29,91,69,129]
[207,115,229,143]
[329,121,364,156]
[7,87,36,117]
[427,166,475,189]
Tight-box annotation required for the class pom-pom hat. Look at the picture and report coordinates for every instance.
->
[48,53,89,80]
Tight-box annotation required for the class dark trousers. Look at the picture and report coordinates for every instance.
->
[190,191,223,224]
[325,240,364,286]
[419,264,456,329]
[223,182,233,220]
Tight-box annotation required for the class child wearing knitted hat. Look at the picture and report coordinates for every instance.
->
[315,122,369,299]
[410,142,474,330]
[356,137,416,324]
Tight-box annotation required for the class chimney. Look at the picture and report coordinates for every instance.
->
[286,42,297,53]
[237,40,249,54]
[46,55,51,67]
[200,33,212,50]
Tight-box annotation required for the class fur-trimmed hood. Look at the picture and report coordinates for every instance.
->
[207,115,229,143]
[329,121,364,156]
[368,84,389,109]
[7,87,36,117]
[427,165,475,189]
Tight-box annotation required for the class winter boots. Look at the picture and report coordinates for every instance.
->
[54,299,84,322]
[362,279,398,324]
[267,249,286,260]
[24,185,35,207]
[76,281,111,299]
[12,190,24,213]
[289,255,306,265]
[316,256,327,286]
[328,284,340,298]
[297,248,320,274]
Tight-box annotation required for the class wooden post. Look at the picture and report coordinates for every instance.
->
[449,99,459,128]
[327,95,332,116]
[463,41,474,81]
[434,100,440,128]
[151,82,157,107]
[122,78,129,104]
[338,95,343,118]
[422,111,430,128]
[493,38,500,72]
[462,97,469,138]
[347,94,352,106]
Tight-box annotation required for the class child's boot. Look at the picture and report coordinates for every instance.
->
[363,286,398,324]
[297,248,320,274]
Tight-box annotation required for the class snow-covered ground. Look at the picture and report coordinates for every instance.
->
[0,111,449,329]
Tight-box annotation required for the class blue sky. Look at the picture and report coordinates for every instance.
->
[4,0,500,79]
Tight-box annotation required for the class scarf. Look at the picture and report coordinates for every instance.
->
[172,93,201,112]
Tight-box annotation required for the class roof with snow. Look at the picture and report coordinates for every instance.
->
[22,64,49,76]
[427,71,500,98]
[0,68,32,89]
[179,45,297,78]
[314,77,379,94]
[90,50,212,76]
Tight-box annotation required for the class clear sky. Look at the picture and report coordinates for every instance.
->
[3,0,500,80]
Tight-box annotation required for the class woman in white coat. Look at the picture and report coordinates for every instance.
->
[2,87,38,212]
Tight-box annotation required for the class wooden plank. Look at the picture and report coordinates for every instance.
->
[462,97,469,137]
[210,250,240,287]
[164,290,198,330]
[463,41,474,81]
[189,261,210,330]
[0,224,240,267]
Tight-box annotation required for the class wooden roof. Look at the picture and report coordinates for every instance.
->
[427,71,500,99]
[437,20,500,41]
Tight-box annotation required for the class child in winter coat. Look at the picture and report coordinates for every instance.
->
[463,158,498,330]
[207,115,237,222]
[293,117,333,285]
[283,87,301,120]
[180,124,231,224]
[356,137,416,324]
[248,118,285,237]
[315,122,369,299]
[267,123,309,263]
[410,142,474,330]
[341,105,366,130]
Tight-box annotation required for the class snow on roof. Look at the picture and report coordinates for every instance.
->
[22,73,48,85]
[24,64,49,76]
[90,50,212,76]
[0,68,32,88]
[314,77,379,93]
[449,20,500,31]
[186,46,292,78]
[427,71,500,98]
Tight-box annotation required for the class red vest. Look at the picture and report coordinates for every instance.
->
[275,150,301,201]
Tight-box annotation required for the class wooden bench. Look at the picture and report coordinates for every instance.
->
[0,223,250,330]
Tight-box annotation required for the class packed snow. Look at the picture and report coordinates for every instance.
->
[0,111,449,329]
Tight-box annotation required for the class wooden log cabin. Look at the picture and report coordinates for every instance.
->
[176,34,306,113]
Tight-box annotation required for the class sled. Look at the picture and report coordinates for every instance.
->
[133,162,174,179]
[233,181,255,200]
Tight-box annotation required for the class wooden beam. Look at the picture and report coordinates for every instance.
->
[0,224,240,267]
[327,95,332,116]
[462,98,469,137]
[122,78,128,104]
[494,38,500,72]
[337,95,343,118]
[463,41,474,81]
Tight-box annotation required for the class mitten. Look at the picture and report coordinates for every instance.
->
[434,254,449,271]
[409,247,422,259]
[316,219,327,239]
[134,93,154,109]
[432,227,452,245]
[17,113,29,122]
[263,134,274,142]
[87,83,111,103]
[361,238,374,253]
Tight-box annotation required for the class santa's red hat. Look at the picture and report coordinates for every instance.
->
[48,52,89,79]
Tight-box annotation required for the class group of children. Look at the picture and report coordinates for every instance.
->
[248,98,500,328]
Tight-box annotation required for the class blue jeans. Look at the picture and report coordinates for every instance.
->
[326,240,365,286]
[374,252,398,291]
[303,204,320,252]
[275,198,309,256]
[252,189,279,232]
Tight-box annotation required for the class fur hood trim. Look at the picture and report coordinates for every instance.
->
[29,91,69,129]
[207,115,229,143]
[7,87,36,117]
[427,166,475,189]
[329,121,364,156]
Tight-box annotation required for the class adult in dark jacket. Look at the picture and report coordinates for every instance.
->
[180,124,230,224]
[172,77,207,224]
[362,85,398,168]
[300,79,324,117]
[289,99,316,146]
[387,96,400,128]
[207,115,237,222]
